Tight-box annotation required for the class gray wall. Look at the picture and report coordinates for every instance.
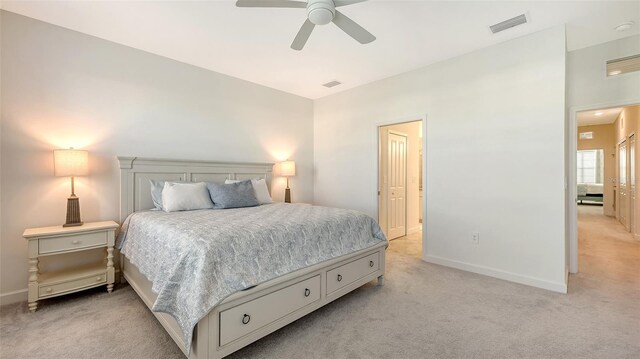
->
[0,11,314,302]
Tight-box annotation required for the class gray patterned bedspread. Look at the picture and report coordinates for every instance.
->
[117,203,387,352]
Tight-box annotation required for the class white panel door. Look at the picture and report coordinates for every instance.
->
[387,132,407,239]
[619,140,629,229]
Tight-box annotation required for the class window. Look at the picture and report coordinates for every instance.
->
[577,149,604,184]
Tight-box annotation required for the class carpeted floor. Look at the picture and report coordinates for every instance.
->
[1,208,639,358]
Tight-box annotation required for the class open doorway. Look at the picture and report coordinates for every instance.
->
[573,105,640,277]
[378,120,423,257]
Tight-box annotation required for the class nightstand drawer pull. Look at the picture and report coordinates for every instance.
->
[369,260,374,267]
[242,314,251,325]
[72,240,80,245]
[45,288,52,293]
[96,277,103,282]
[337,274,343,282]
[304,288,311,297]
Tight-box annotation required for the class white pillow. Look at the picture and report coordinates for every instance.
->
[161,182,214,212]
[225,178,273,205]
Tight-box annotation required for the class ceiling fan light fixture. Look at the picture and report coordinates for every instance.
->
[307,0,336,25]
[308,8,334,25]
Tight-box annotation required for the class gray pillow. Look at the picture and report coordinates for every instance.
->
[207,180,259,209]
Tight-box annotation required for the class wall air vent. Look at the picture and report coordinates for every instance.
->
[606,54,640,77]
[580,132,593,140]
[489,14,528,34]
[322,80,342,88]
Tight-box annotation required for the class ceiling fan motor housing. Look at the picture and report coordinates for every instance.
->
[307,0,336,25]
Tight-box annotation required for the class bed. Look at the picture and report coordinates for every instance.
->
[577,183,604,204]
[117,157,387,359]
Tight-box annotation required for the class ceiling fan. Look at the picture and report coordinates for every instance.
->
[236,0,376,50]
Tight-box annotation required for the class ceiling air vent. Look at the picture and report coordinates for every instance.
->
[490,14,528,34]
[323,80,342,88]
[607,54,640,77]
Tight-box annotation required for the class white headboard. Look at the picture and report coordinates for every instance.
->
[118,156,274,223]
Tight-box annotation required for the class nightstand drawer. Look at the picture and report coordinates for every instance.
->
[39,272,107,298]
[39,232,107,254]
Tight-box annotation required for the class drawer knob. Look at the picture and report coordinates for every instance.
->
[72,240,80,245]
[96,277,102,282]
[337,274,342,282]
[304,288,311,297]
[242,314,251,325]
[369,260,374,267]
[46,288,52,293]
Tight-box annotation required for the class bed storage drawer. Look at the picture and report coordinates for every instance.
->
[219,275,321,346]
[327,252,379,294]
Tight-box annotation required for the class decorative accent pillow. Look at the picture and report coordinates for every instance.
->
[224,178,273,205]
[207,180,259,209]
[161,182,214,212]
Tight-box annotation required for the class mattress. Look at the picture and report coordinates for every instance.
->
[116,203,387,351]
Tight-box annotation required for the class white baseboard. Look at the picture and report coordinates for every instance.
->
[0,288,27,306]
[407,225,422,235]
[423,254,568,293]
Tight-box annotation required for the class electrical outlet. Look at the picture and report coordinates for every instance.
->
[472,232,480,244]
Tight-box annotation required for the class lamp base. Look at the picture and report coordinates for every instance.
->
[63,195,83,227]
[284,188,291,203]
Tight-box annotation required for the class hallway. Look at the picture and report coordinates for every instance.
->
[575,204,640,292]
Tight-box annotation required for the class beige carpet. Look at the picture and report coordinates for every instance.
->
[1,210,639,358]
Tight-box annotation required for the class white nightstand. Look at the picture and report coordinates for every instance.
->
[23,221,119,312]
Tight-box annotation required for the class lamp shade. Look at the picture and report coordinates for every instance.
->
[54,149,88,177]
[280,160,296,177]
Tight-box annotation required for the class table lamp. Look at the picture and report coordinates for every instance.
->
[280,160,296,203]
[54,148,88,227]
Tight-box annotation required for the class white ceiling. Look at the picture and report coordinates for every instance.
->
[577,107,623,127]
[2,1,638,99]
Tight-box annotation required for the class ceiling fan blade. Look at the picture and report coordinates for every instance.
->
[236,0,306,8]
[334,0,368,7]
[332,10,376,44]
[291,19,315,51]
